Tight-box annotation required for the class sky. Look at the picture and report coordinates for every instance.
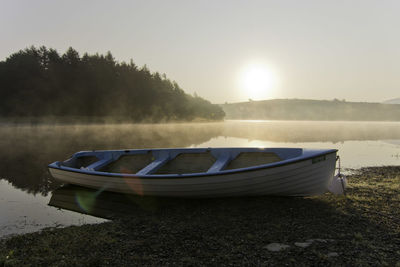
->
[1,0,399,103]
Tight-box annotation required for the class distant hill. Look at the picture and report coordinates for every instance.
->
[221,99,400,121]
[383,98,400,104]
[0,46,225,122]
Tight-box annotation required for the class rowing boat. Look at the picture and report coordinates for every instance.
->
[48,147,341,197]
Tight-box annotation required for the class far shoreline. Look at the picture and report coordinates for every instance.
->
[0,116,225,126]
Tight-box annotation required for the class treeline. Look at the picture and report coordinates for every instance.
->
[0,46,224,122]
[222,99,400,121]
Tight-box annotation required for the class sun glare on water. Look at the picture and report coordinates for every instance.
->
[240,63,278,100]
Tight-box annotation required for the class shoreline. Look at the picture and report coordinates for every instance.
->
[2,118,400,127]
[1,166,399,266]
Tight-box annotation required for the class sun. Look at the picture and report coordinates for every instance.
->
[240,63,277,100]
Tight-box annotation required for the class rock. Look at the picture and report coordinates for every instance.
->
[327,252,339,257]
[294,242,312,248]
[263,243,290,252]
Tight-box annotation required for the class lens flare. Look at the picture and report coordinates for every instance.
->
[75,188,103,213]
[120,167,144,196]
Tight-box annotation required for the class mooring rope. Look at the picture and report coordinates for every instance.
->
[336,155,346,195]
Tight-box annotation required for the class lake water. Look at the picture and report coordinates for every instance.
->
[1,120,400,238]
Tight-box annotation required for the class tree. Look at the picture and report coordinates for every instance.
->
[0,46,225,122]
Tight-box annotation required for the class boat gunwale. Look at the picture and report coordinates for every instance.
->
[48,148,338,179]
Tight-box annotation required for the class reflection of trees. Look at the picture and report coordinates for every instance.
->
[0,123,223,196]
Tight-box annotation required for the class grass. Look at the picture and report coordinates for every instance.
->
[1,166,399,266]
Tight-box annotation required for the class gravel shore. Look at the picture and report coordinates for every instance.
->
[1,166,399,266]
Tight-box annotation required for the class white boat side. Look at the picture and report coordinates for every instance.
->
[48,147,338,197]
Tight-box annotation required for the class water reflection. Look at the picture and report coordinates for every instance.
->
[222,120,400,143]
[49,185,160,219]
[0,179,106,238]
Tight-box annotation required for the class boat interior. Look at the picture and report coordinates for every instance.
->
[60,148,303,175]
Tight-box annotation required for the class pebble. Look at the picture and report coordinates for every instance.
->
[293,239,335,249]
[327,252,339,257]
[294,242,312,248]
[306,238,334,243]
[264,243,290,252]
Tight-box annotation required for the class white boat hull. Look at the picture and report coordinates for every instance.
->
[49,152,337,197]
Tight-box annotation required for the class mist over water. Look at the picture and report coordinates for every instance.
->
[1,120,400,195]
[1,120,400,237]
